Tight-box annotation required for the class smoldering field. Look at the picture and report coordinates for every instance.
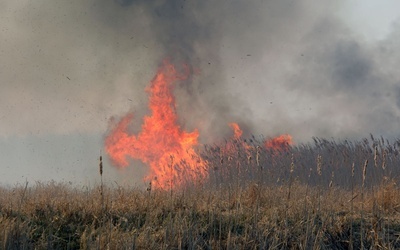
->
[2,136,400,249]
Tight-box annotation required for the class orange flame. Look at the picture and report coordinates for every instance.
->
[264,134,293,151]
[105,61,207,190]
[229,123,243,139]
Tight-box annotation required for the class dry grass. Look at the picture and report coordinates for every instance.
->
[1,136,400,249]
[1,180,400,249]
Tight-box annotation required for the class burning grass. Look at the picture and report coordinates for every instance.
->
[104,61,291,191]
[2,136,400,249]
[105,61,208,190]
[4,62,400,249]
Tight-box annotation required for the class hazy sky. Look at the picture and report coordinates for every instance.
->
[1,0,400,187]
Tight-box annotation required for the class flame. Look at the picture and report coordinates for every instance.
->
[105,60,294,189]
[105,61,207,190]
[264,134,293,151]
[227,123,294,152]
[229,123,243,139]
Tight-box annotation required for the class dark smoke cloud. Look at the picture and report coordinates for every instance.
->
[1,0,400,142]
[331,41,373,88]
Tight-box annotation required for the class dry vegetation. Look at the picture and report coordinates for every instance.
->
[1,135,400,249]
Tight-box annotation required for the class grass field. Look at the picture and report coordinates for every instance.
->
[1,135,400,249]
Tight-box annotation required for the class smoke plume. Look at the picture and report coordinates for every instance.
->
[1,0,400,142]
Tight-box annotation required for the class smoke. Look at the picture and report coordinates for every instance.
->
[285,17,400,140]
[1,0,400,142]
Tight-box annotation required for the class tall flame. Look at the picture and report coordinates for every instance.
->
[105,61,207,190]
[229,123,243,139]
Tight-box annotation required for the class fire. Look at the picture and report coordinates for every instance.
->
[227,123,293,152]
[229,123,243,139]
[264,134,293,151]
[105,60,294,189]
[105,61,207,190]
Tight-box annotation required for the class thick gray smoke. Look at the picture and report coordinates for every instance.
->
[109,0,400,141]
[1,0,400,142]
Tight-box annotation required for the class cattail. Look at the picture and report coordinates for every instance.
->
[256,146,260,167]
[316,154,323,217]
[350,162,355,250]
[382,149,387,170]
[290,154,295,173]
[317,155,322,176]
[362,159,368,187]
[374,146,378,168]
[147,181,152,193]
[287,154,295,200]
[169,155,174,196]
[99,155,103,177]
[329,171,334,188]
[361,159,368,249]
[99,152,104,213]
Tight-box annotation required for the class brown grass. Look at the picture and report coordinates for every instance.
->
[2,136,400,249]
[1,179,400,249]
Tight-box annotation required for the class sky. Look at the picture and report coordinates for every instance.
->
[1,0,400,187]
